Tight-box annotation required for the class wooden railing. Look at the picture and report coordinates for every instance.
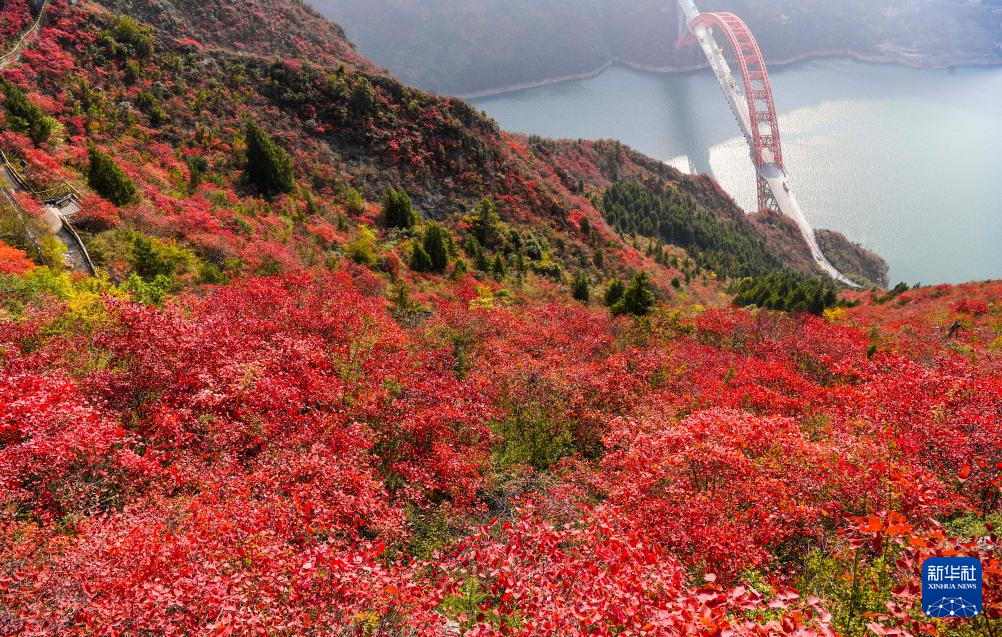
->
[0,3,95,274]
[34,182,81,207]
[0,179,46,265]
[0,0,50,68]
[0,149,94,274]
[59,216,96,276]
[0,149,81,207]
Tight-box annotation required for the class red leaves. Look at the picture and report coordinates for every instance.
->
[863,515,884,533]
[0,254,999,636]
[0,240,34,275]
[73,192,121,232]
[0,368,132,519]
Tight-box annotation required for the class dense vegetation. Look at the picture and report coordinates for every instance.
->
[0,1,996,635]
[0,78,55,145]
[601,179,786,280]
[86,145,138,206]
[732,270,839,315]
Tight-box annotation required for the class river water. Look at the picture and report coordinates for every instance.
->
[472,59,1002,285]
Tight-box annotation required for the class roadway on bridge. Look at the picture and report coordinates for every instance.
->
[678,0,858,286]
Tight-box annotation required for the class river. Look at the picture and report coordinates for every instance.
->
[472,59,1002,285]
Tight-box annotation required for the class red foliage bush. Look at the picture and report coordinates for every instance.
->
[72,192,121,232]
[0,241,34,274]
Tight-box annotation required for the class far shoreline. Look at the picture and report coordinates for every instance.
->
[458,50,1002,100]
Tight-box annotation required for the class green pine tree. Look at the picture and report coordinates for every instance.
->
[382,187,417,229]
[350,77,378,116]
[572,271,590,303]
[612,271,656,317]
[472,241,490,273]
[244,120,295,196]
[410,242,432,272]
[422,223,449,272]
[604,279,625,307]
[472,198,501,249]
[88,146,138,207]
[0,79,55,145]
[492,254,506,281]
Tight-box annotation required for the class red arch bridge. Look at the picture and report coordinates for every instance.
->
[675,0,856,286]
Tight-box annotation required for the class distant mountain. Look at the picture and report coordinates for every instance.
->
[311,0,1002,96]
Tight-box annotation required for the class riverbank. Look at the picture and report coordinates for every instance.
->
[457,49,1002,99]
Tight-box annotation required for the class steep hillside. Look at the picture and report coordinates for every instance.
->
[314,0,1002,96]
[101,0,376,70]
[535,138,888,287]
[2,2,997,636]
[0,0,881,306]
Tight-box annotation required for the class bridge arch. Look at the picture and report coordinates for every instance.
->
[688,12,784,213]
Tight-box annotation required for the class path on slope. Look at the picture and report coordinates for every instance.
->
[0,0,95,275]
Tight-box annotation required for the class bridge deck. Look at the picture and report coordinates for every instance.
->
[679,1,857,286]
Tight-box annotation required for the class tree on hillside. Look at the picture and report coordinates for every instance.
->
[87,146,138,207]
[604,279,625,307]
[492,254,506,281]
[612,271,655,317]
[409,241,432,272]
[422,223,450,273]
[1,79,56,145]
[472,198,501,249]
[572,271,590,303]
[244,120,295,196]
[381,187,417,229]
[731,272,838,315]
[350,76,378,116]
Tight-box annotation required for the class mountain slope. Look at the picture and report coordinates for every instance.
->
[0,0,883,298]
[0,1,998,635]
[101,0,376,69]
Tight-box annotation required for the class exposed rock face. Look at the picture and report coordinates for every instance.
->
[816,228,890,289]
[749,211,889,289]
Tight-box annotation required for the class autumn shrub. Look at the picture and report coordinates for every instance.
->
[0,0,997,633]
[128,231,210,283]
[73,192,121,232]
[344,186,365,215]
[345,225,377,266]
[0,241,33,275]
[492,403,576,471]
[122,272,172,305]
